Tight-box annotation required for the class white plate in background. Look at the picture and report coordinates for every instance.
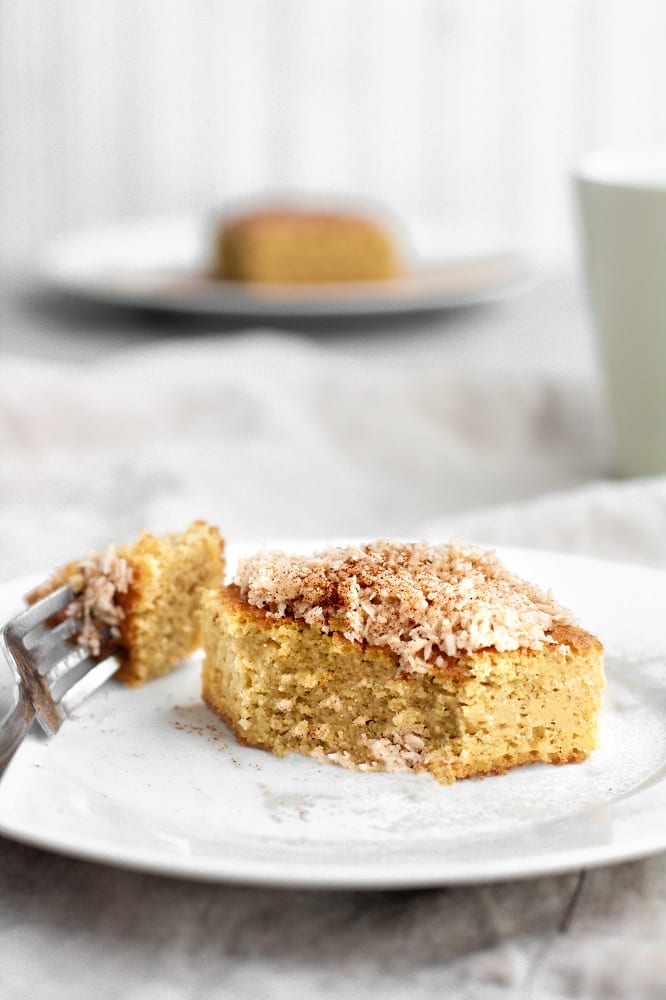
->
[1,542,665,889]
[40,215,530,318]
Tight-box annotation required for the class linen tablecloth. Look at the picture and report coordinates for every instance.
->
[0,332,608,575]
[2,331,665,1000]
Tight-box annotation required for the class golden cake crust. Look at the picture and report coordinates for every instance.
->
[216,582,601,672]
[233,540,590,674]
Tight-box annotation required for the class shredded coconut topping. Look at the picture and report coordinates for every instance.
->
[366,731,430,772]
[234,540,576,674]
[64,547,134,655]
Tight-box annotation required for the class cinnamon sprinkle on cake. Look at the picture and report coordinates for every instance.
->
[234,540,576,674]
[65,547,134,655]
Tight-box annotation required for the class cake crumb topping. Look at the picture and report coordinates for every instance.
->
[366,731,430,772]
[65,547,134,654]
[234,540,576,674]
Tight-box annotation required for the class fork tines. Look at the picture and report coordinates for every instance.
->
[1,585,119,736]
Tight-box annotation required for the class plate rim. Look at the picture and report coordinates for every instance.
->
[4,811,666,890]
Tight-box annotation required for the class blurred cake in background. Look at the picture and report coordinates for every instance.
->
[213,206,401,283]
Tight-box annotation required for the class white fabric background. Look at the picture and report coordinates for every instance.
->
[0,333,608,581]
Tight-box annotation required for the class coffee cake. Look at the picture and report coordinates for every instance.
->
[213,208,400,283]
[29,520,225,686]
[201,541,604,783]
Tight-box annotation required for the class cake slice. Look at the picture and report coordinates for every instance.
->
[213,207,400,283]
[201,541,604,783]
[28,520,224,686]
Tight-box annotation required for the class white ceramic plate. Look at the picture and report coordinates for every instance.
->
[1,542,665,889]
[40,216,530,318]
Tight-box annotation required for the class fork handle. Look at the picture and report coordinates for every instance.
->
[0,683,35,773]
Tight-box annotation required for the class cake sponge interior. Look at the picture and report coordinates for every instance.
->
[201,584,604,784]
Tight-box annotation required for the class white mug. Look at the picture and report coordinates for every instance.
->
[575,149,666,477]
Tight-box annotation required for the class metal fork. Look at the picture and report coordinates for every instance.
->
[0,585,120,771]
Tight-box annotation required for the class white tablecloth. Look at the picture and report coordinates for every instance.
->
[2,276,666,1000]
[0,330,609,579]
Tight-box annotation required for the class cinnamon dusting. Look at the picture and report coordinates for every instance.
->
[234,540,577,675]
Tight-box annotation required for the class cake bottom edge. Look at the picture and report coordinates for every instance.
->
[201,690,593,786]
